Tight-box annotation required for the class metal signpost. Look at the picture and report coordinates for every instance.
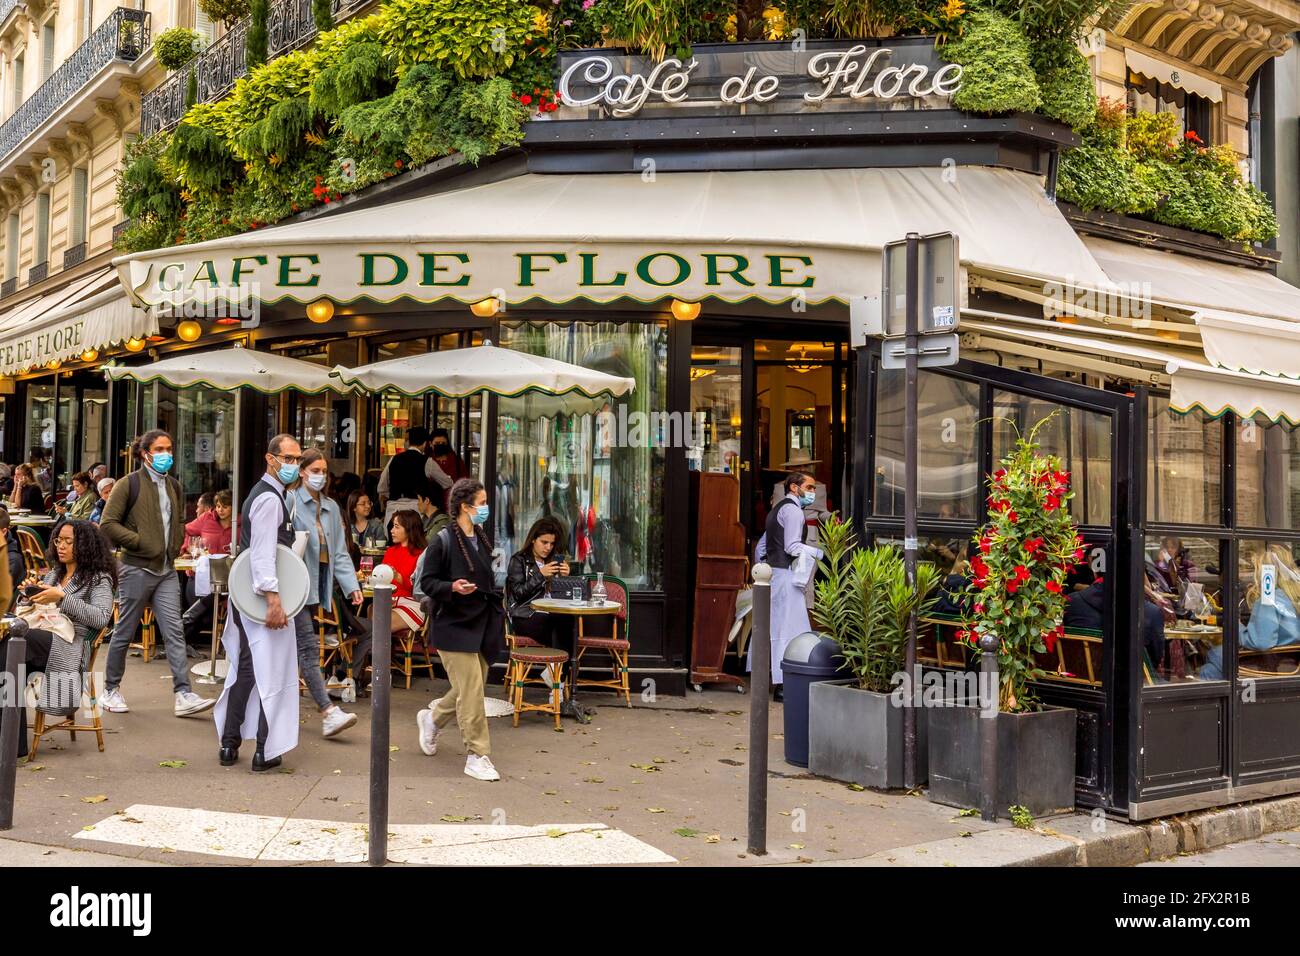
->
[882,232,960,788]
[747,563,772,856]
[369,584,393,867]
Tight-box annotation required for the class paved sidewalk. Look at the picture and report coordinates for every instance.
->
[0,658,1288,867]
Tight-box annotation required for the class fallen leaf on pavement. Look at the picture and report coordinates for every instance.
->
[389,745,400,752]
[584,777,605,783]
[440,815,470,823]
[646,807,667,813]
[845,783,865,792]
[630,763,661,773]
[788,843,805,850]
[706,834,721,844]
[80,795,108,804]
[546,828,566,838]
[673,828,699,838]
[320,827,339,834]
[158,760,187,769]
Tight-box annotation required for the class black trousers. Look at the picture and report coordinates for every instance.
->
[220,610,268,751]
[511,612,575,658]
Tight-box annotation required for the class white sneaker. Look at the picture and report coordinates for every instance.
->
[324,633,340,648]
[416,708,439,756]
[174,690,215,717]
[101,687,130,713]
[464,754,500,782]
[341,677,357,704]
[322,706,357,738]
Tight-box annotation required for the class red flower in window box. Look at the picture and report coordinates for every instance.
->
[1045,580,1062,593]
[1185,130,1203,145]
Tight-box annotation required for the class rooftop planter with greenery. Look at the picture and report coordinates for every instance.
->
[117,0,1113,253]
[1059,97,1278,245]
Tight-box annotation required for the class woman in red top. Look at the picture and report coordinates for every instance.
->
[382,509,428,634]
[185,489,235,554]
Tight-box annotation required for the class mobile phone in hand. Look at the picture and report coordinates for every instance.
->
[22,584,43,597]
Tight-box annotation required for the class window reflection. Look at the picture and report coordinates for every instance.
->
[1236,540,1300,680]
[874,369,979,518]
[1236,416,1300,530]
[1148,397,1222,526]
[689,346,742,475]
[993,391,1112,525]
[1142,536,1225,683]
[496,320,667,591]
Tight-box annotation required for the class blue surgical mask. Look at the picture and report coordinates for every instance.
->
[277,462,300,485]
[471,504,490,525]
[800,492,815,507]
[305,473,328,492]
[149,452,174,474]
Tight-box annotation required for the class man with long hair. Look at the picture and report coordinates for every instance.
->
[100,429,214,718]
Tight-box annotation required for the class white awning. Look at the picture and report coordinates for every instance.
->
[964,316,1300,425]
[114,167,1110,309]
[1125,48,1223,103]
[1082,237,1300,378]
[0,267,157,375]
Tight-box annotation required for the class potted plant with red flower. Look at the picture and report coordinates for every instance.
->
[927,418,1083,816]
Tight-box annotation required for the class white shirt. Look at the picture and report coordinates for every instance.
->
[248,475,289,595]
[377,450,451,499]
[754,494,805,563]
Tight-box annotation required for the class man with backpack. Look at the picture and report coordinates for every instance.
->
[99,429,215,717]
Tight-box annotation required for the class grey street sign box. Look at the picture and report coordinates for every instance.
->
[883,232,960,338]
[880,333,960,369]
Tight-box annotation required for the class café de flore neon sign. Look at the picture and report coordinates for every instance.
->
[552,39,963,119]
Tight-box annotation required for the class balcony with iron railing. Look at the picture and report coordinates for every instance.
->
[141,0,370,138]
[0,8,150,165]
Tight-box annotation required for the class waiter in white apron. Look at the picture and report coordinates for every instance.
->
[749,471,818,701]
[214,434,306,770]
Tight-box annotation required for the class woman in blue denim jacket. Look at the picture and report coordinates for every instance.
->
[1202,548,1300,680]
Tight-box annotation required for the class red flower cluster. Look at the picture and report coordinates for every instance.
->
[311,176,342,205]
[516,87,563,115]
[1185,130,1204,145]
[1006,564,1031,594]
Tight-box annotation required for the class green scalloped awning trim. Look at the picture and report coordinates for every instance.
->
[103,369,351,395]
[1167,397,1300,428]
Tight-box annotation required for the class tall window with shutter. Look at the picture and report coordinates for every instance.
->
[194,2,214,42]
[13,53,23,108]
[71,167,88,248]
[36,192,50,266]
[4,214,17,280]
[82,0,94,41]
[41,19,55,83]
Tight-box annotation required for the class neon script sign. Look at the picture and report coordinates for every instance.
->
[556,42,963,118]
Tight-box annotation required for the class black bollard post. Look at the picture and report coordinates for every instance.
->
[0,632,25,831]
[747,562,772,856]
[978,631,1000,823]
[369,584,393,866]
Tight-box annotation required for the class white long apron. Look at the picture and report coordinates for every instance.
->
[747,566,810,685]
[212,608,300,760]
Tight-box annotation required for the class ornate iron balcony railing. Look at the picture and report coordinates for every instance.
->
[0,8,150,164]
[141,0,368,137]
[63,241,87,270]
[1,277,16,298]
[28,260,48,285]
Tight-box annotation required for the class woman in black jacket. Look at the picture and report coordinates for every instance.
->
[505,516,574,652]
[416,478,505,782]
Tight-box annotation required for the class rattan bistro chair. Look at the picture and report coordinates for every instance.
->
[15,527,47,580]
[572,573,632,707]
[28,622,110,761]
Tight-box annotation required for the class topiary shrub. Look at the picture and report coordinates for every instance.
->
[1033,39,1095,130]
[246,0,269,69]
[376,0,539,79]
[313,0,334,33]
[154,27,201,71]
[942,12,1040,115]
[199,0,250,29]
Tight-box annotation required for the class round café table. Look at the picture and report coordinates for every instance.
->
[528,597,622,703]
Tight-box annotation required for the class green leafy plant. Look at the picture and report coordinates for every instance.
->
[960,416,1084,713]
[827,0,916,38]
[587,0,731,61]
[154,27,201,71]
[1009,804,1034,828]
[246,0,269,69]
[116,132,184,250]
[313,0,334,33]
[309,40,393,117]
[942,12,1041,115]
[199,0,250,29]
[814,515,941,694]
[377,0,539,79]
[1032,38,1094,130]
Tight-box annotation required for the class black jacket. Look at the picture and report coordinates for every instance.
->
[5,533,22,587]
[15,484,43,514]
[505,551,547,619]
[419,524,504,659]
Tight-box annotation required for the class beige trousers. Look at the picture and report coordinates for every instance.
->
[430,650,490,757]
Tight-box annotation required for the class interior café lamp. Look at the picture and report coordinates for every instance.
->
[469,296,500,318]
[177,319,203,342]
[306,297,335,324]
[124,336,146,352]
[80,349,99,363]
[671,299,701,321]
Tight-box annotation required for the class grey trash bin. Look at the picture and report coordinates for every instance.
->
[781,631,843,767]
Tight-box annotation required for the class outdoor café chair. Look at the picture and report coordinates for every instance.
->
[28,621,110,761]
[572,573,632,707]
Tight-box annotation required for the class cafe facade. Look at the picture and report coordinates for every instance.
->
[1,27,1299,819]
